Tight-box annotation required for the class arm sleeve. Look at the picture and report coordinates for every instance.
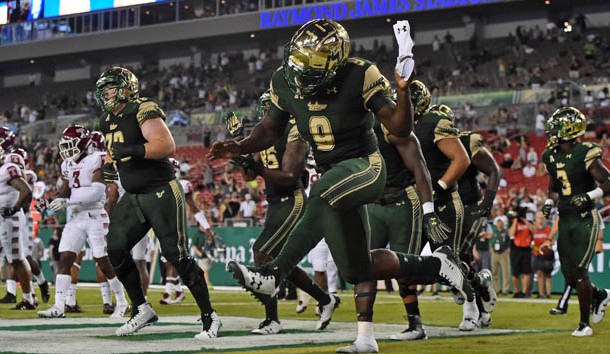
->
[68,182,106,205]
[362,64,392,112]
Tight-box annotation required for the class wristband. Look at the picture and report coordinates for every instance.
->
[437,180,448,190]
[422,201,435,215]
[586,187,604,200]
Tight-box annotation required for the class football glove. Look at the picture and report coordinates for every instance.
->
[1,207,18,218]
[423,212,451,244]
[48,198,67,212]
[35,199,49,213]
[231,155,263,176]
[102,162,119,183]
[111,143,145,161]
[224,112,244,139]
[541,200,553,218]
[570,193,591,209]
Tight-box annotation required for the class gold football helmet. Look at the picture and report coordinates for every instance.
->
[256,89,272,120]
[95,67,140,113]
[283,19,350,96]
[429,104,455,121]
[545,106,587,147]
[409,80,431,117]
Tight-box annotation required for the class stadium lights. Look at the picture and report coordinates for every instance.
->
[29,59,35,64]
[385,18,392,23]
[250,33,256,38]
[544,0,550,5]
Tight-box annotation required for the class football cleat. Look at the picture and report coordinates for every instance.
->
[478,312,492,328]
[0,292,17,303]
[475,269,497,313]
[103,303,115,315]
[459,300,479,331]
[159,293,172,305]
[335,336,379,353]
[390,315,427,341]
[172,291,185,304]
[39,282,51,304]
[38,305,66,318]
[432,246,474,304]
[316,294,340,330]
[111,304,131,318]
[115,303,158,336]
[549,307,567,315]
[296,298,310,314]
[195,311,222,339]
[12,300,37,310]
[572,323,593,337]
[592,289,610,324]
[227,261,279,300]
[251,318,282,335]
[65,304,83,313]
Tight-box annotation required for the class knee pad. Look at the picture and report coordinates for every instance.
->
[399,284,417,298]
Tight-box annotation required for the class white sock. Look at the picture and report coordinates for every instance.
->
[6,279,17,295]
[30,281,35,297]
[164,278,176,294]
[54,274,71,310]
[173,281,183,293]
[66,283,77,306]
[33,271,46,284]
[357,321,374,338]
[23,292,33,304]
[99,282,112,305]
[108,277,128,307]
[463,299,478,319]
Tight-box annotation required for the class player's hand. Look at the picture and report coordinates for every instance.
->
[34,199,49,213]
[102,162,118,183]
[423,212,451,244]
[224,112,244,139]
[1,207,18,218]
[111,143,145,161]
[569,193,591,209]
[231,155,263,175]
[49,198,67,212]
[541,201,553,218]
[207,140,242,160]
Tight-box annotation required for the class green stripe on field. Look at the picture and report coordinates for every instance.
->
[94,329,319,341]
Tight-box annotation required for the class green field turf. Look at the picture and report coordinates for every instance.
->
[0,284,608,353]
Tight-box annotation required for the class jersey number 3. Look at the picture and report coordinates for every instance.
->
[557,169,572,195]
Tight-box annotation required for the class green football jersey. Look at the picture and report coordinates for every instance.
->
[260,118,304,202]
[269,57,393,170]
[413,110,461,193]
[542,141,602,213]
[458,131,485,205]
[99,97,174,194]
[374,121,415,189]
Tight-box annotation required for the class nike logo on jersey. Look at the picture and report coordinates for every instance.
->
[156,190,165,198]
[327,87,338,94]
[438,205,447,212]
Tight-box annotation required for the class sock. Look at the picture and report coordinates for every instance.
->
[288,267,330,306]
[30,281,35,296]
[66,283,77,306]
[100,282,112,305]
[327,261,338,293]
[23,292,33,304]
[33,272,46,285]
[165,278,176,294]
[173,281,183,293]
[6,279,17,295]
[54,274,71,310]
[265,296,279,322]
[357,321,374,338]
[405,301,421,317]
[108,277,128,307]
[115,258,146,309]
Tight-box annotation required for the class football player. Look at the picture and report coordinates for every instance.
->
[226,94,339,335]
[541,107,610,336]
[210,19,472,352]
[0,142,35,309]
[38,125,129,318]
[95,67,220,338]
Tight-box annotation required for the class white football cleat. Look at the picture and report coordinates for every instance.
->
[476,269,497,313]
[432,246,473,304]
[37,305,65,318]
[195,311,222,339]
[227,261,279,297]
[390,315,427,341]
[572,323,593,337]
[459,300,479,331]
[592,289,610,324]
[115,303,158,336]
[477,312,492,328]
[251,319,282,335]
[316,294,340,330]
[110,304,130,318]
[335,336,379,353]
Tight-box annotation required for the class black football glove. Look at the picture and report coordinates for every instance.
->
[471,193,495,219]
[570,193,591,211]
[224,112,244,139]
[1,207,18,218]
[111,143,145,161]
[102,162,119,183]
[541,202,553,218]
[423,212,451,244]
[34,199,49,213]
[231,155,263,175]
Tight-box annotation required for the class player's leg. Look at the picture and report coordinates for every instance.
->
[64,250,84,313]
[131,236,150,297]
[3,212,34,309]
[0,263,17,303]
[141,181,219,339]
[96,267,114,315]
[27,254,49,303]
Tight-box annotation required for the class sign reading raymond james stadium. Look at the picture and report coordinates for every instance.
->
[260,0,509,29]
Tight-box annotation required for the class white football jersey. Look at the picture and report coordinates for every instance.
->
[304,166,320,197]
[60,151,106,210]
[180,178,194,195]
[0,162,23,209]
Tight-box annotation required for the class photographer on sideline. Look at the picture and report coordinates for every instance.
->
[508,206,535,298]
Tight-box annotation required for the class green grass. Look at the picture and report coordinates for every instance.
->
[1,285,608,353]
